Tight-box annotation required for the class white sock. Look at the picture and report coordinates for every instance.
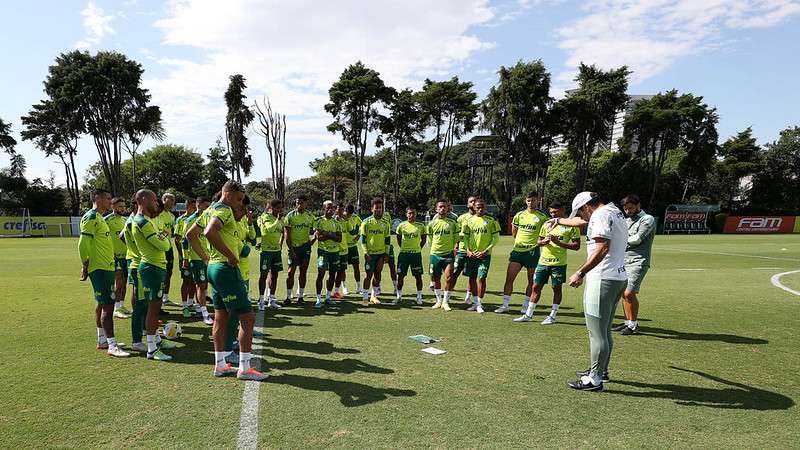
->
[396,290,402,300]
[97,327,106,343]
[372,286,379,296]
[215,351,226,368]
[298,288,304,298]
[629,320,638,328]
[502,294,510,306]
[476,297,483,305]
[434,289,442,301]
[354,279,361,291]
[286,289,293,300]
[163,293,169,302]
[188,296,195,305]
[362,290,369,300]
[107,337,117,348]
[443,291,451,303]
[200,306,209,319]
[392,280,397,290]
[195,303,202,312]
[114,301,123,310]
[550,304,560,317]
[526,301,537,317]
[155,334,162,344]
[326,290,331,300]
[316,294,322,302]
[334,286,340,294]
[265,287,271,298]
[465,290,472,301]
[239,352,252,371]
[258,294,264,302]
[146,335,157,353]
[416,290,422,297]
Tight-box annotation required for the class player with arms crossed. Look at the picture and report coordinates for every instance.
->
[427,200,460,311]
[332,202,350,299]
[453,196,477,304]
[104,197,131,319]
[460,199,501,314]
[394,206,427,305]
[313,200,343,308]
[360,198,391,305]
[514,201,580,324]
[79,189,129,357]
[283,196,316,305]
[344,205,363,295]
[256,199,285,310]
[157,193,177,307]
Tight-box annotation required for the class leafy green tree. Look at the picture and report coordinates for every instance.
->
[43,50,162,196]
[136,144,205,196]
[622,89,718,208]
[224,74,255,182]
[325,61,391,212]
[749,127,800,214]
[0,117,16,154]
[715,127,762,209]
[416,77,478,196]
[381,88,422,213]
[310,149,354,203]
[285,176,331,213]
[481,60,555,215]
[205,137,232,195]
[20,101,82,214]
[557,64,630,191]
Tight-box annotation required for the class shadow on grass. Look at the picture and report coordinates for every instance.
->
[266,338,359,355]
[274,300,375,317]
[266,373,416,407]
[263,349,393,375]
[607,366,794,411]
[636,326,768,344]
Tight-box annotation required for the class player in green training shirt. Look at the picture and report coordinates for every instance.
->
[344,204,363,295]
[460,198,501,314]
[359,197,391,305]
[514,201,580,324]
[283,195,316,305]
[203,181,267,381]
[313,201,342,308]
[427,199,460,311]
[184,197,215,325]
[453,196,476,304]
[175,198,197,315]
[132,189,174,361]
[394,206,427,305]
[79,189,129,357]
[380,212,398,296]
[223,196,258,364]
[157,193,177,306]
[256,199,285,310]
[496,191,549,314]
[104,197,131,319]
[332,202,350,299]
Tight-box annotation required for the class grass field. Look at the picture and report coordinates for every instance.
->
[1,234,799,449]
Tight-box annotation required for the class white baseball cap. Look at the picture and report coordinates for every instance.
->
[569,191,596,218]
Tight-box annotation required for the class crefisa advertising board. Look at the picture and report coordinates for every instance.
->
[723,216,800,234]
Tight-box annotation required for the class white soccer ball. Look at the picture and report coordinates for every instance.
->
[163,321,182,340]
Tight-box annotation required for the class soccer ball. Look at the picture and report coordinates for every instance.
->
[162,321,182,340]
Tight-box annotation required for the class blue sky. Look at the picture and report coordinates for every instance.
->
[2,0,799,186]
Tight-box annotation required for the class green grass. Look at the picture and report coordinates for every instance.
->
[1,234,799,449]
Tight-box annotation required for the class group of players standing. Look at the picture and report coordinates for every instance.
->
[79,180,655,386]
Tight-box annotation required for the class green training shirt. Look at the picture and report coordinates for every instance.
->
[103,212,128,258]
[512,209,549,252]
[346,214,362,247]
[456,212,473,251]
[427,217,460,256]
[396,220,426,253]
[336,216,349,255]
[360,215,390,254]
[538,223,580,266]
[206,202,242,266]
[461,214,501,254]
[132,213,171,269]
[285,209,315,248]
[182,212,205,261]
[315,215,342,253]
[257,213,284,252]
[78,209,115,273]
[123,214,141,268]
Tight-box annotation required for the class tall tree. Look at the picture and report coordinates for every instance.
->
[0,118,25,178]
[715,127,762,209]
[20,101,82,214]
[325,61,390,212]
[122,105,165,192]
[749,127,800,214]
[381,88,422,213]
[206,137,233,194]
[253,96,287,201]
[310,149,354,203]
[622,89,719,208]
[417,77,478,197]
[558,64,630,191]
[43,50,162,196]
[481,60,555,215]
[224,74,255,182]
[0,117,16,154]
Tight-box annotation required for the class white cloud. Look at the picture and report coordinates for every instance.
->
[74,1,114,49]
[554,0,800,88]
[145,0,496,178]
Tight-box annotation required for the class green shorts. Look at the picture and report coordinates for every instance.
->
[189,260,208,285]
[625,263,649,293]
[337,252,349,272]
[138,262,166,303]
[463,255,491,279]
[534,264,567,286]
[453,250,467,273]
[398,252,423,277]
[364,253,386,273]
[88,269,115,305]
[260,251,283,274]
[316,250,340,272]
[126,260,136,284]
[180,260,194,280]
[347,246,360,264]
[509,248,540,269]
[114,257,128,274]
[207,263,252,314]
[288,242,312,267]
[429,253,454,278]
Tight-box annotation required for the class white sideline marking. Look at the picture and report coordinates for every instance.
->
[753,267,783,270]
[770,270,800,296]
[677,268,706,271]
[660,247,799,262]
[237,309,266,450]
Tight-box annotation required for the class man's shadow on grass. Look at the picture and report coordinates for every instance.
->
[259,349,393,375]
[273,300,375,317]
[266,373,416,407]
[636,326,768,345]
[607,366,794,411]
[266,337,359,355]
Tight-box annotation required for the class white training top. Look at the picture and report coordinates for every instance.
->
[585,203,628,281]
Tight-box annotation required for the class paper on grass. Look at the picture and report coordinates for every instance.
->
[421,347,446,355]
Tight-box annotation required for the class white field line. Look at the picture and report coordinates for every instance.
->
[752,267,784,270]
[237,309,267,450]
[659,247,799,262]
[770,270,800,296]
[676,268,706,271]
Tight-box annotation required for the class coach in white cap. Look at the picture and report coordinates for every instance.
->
[549,192,628,391]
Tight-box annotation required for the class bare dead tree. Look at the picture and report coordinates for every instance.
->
[253,96,287,201]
